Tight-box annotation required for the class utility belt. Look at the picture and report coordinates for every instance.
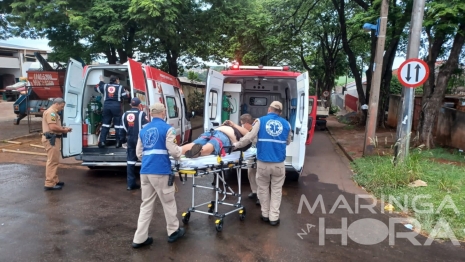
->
[43,132,63,146]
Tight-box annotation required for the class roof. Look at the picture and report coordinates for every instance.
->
[178,76,205,87]
[221,69,301,77]
[0,42,50,52]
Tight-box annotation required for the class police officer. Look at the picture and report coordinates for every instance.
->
[121,97,149,191]
[95,75,128,148]
[233,101,291,226]
[132,102,185,248]
[41,98,72,191]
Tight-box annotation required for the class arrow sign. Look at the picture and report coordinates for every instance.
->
[397,58,430,88]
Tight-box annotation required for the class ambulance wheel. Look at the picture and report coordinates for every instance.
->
[215,219,223,232]
[239,207,246,221]
[182,212,190,224]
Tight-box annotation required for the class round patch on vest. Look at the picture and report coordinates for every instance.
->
[126,113,135,122]
[265,119,283,137]
[143,127,159,148]
[108,86,116,94]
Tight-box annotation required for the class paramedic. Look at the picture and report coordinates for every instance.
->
[224,114,260,206]
[132,102,185,248]
[95,75,128,148]
[121,97,149,191]
[42,98,72,191]
[233,101,291,226]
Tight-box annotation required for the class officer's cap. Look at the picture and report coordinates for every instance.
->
[150,103,166,114]
[131,97,141,106]
[270,101,283,111]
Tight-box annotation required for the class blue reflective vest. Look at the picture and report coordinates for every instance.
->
[256,113,290,163]
[139,118,172,175]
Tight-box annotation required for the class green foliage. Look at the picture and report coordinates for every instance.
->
[390,76,403,94]
[188,90,204,116]
[186,71,201,83]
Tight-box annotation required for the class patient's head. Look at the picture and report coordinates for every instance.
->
[240,114,254,131]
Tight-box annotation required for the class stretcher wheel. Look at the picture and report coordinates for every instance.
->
[215,219,223,232]
[182,212,190,224]
[239,208,246,221]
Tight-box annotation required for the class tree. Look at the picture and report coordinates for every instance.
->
[417,1,465,148]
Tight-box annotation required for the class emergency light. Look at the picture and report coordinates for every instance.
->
[229,63,290,71]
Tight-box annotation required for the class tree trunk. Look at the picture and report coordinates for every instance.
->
[166,49,179,77]
[419,23,465,148]
[105,45,117,64]
[332,0,366,122]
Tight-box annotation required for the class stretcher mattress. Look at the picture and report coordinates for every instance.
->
[171,148,257,168]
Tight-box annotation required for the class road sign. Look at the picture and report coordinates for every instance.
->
[397,58,429,88]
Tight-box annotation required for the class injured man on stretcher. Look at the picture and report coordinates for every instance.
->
[182,116,253,158]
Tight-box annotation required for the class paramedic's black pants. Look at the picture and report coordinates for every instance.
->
[100,103,122,144]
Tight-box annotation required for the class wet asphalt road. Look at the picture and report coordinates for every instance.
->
[0,131,464,262]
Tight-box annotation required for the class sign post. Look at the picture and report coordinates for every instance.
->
[393,0,428,164]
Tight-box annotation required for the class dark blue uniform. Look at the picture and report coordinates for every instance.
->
[121,108,149,188]
[95,81,128,147]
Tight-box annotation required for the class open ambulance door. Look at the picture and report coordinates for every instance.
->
[291,72,309,172]
[306,96,318,145]
[61,58,84,158]
[204,69,224,131]
[127,58,147,98]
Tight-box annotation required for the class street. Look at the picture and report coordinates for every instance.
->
[0,128,464,262]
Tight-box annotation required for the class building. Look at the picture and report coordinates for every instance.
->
[0,42,50,89]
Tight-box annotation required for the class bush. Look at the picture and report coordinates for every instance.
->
[188,90,204,116]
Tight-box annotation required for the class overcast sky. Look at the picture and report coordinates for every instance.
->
[6,37,405,69]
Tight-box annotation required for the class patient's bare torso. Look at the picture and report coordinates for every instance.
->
[216,126,238,143]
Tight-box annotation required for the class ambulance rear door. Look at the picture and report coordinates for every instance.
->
[291,72,309,172]
[127,58,147,98]
[61,58,84,158]
[204,69,224,131]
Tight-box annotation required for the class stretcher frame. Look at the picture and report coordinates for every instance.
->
[172,148,256,232]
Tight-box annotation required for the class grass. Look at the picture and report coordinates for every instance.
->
[352,148,465,241]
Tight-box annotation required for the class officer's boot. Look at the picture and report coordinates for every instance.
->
[98,141,106,148]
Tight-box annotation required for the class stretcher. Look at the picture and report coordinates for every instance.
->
[170,147,257,232]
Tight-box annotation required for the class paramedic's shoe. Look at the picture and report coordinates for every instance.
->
[44,185,62,191]
[260,215,269,222]
[116,140,122,148]
[98,142,106,148]
[56,181,65,186]
[127,185,141,191]
[132,237,153,248]
[185,144,202,158]
[270,219,280,226]
[256,199,260,206]
[248,193,257,199]
[168,227,185,243]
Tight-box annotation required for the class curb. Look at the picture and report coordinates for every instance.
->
[326,127,354,162]
[2,132,41,142]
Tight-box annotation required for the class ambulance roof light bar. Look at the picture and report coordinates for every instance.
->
[229,63,290,71]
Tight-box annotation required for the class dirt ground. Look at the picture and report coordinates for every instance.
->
[326,115,398,159]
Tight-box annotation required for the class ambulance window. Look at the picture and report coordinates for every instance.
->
[299,93,305,122]
[209,91,218,119]
[166,96,178,118]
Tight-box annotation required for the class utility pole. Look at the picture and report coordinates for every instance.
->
[363,0,389,156]
[394,0,426,164]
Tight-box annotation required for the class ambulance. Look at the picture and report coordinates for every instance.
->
[60,58,193,167]
[205,63,317,178]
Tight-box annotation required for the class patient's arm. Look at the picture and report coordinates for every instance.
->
[223,120,249,136]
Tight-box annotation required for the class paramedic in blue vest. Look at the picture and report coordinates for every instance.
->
[95,74,129,148]
[121,97,149,191]
[132,102,185,248]
[233,101,292,226]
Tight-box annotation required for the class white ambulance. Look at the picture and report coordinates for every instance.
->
[60,58,193,167]
[204,64,311,178]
